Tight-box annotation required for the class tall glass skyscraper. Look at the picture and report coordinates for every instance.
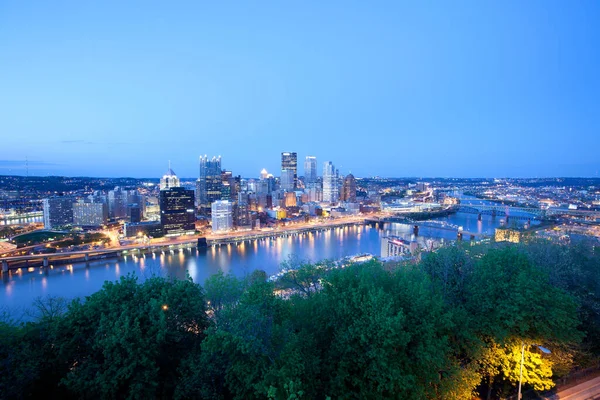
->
[323,161,339,203]
[281,152,297,190]
[304,156,317,188]
[197,155,223,214]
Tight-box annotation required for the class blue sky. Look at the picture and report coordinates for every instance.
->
[1,1,599,178]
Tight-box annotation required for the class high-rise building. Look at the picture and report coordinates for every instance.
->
[323,161,339,203]
[108,187,128,219]
[211,200,233,233]
[160,164,181,191]
[234,202,251,228]
[43,196,74,229]
[280,169,295,191]
[304,156,317,188]
[73,200,108,227]
[281,152,297,190]
[341,173,357,202]
[159,187,195,236]
[198,155,223,214]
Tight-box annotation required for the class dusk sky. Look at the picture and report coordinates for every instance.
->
[1,1,599,179]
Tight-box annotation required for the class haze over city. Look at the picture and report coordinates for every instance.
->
[1,1,599,178]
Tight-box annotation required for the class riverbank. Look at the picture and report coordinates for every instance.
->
[1,217,369,272]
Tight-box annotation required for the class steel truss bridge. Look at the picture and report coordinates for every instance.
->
[458,204,600,220]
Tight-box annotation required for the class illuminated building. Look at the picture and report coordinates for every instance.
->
[124,221,163,238]
[73,200,108,227]
[341,173,357,202]
[281,152,297,190]
[234,202,251,228]
[323,161,339,203]
[159,187,196,236]
[159,163,181,190]
[211,200,233,232]
[284,191,297,207]
[42,196,74,229]
[280,169,295,191]
[108,187,128,219]
[198,155,223,214]
[304,156,317,188]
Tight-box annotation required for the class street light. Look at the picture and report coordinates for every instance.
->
[517,343,551,400]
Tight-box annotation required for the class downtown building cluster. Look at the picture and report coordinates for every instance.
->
[40,151,362,238]
[194,152,359,234]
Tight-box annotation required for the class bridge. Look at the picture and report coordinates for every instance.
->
[365,217,487,240]
[459,203,600,220]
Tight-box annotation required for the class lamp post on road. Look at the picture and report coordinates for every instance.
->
[517,343,551,400]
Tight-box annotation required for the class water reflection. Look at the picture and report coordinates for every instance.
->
[2,213,512,312]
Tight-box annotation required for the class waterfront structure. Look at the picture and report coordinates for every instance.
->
[73,200,108,227]
[42,196,74,229]
[304,156,317,188]
[211,200,233,233]
[160,164,180,191]
[159,187,195,236]
[198,155,223,214]
[124,221,163,238]
[341,173,357,202]
[281,152,297,190]
[323,161,339,203]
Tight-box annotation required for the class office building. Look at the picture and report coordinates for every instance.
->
[198,155,223,214]
[323,161,339,203]
[108,187,128,219]
[280,169,295,191]
[124,221,163,238]
[211,200,233,233]
[304,156,317,188]
[43,196,74,229]
[160,164,181,191]
[234,202,251,228]
[73,200,108,227]
[159,187,196,236]
[281,152,297,190]
[341,173,357,202]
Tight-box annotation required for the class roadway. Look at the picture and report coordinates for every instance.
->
[0,215,372,266]
[544,375,600,399]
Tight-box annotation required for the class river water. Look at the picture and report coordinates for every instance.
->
[2,206,533,316]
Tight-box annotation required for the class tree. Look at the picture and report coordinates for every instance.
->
[55,275,209,399]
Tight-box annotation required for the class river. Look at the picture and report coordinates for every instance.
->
[1,204,533,317]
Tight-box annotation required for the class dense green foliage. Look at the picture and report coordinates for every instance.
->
[1,241,599,399]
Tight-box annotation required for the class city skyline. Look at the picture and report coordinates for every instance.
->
[1,1,599,178]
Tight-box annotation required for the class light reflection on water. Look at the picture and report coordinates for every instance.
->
[2,213,520,314]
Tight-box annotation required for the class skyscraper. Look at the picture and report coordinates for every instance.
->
[160,163,180,191]
[323,161,339,203]
[159,187,195,236]
[281,152,297,190]
[341,173,357,202]
[198,155,223,214]
[304,156,317,188]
